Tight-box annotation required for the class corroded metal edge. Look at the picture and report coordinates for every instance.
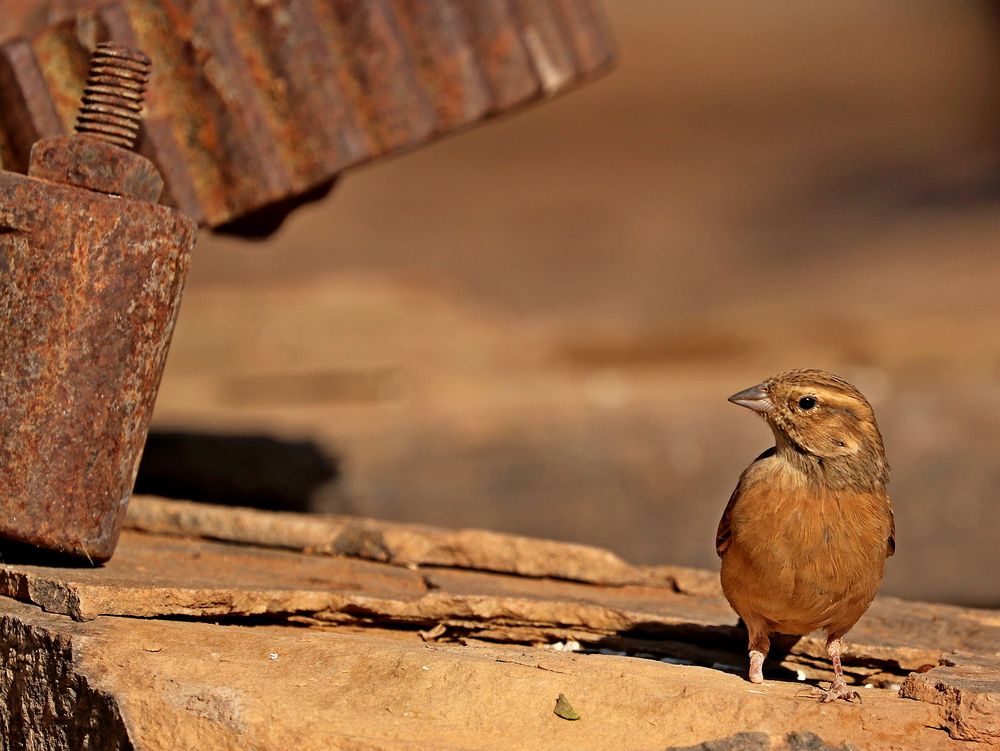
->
[0,0,615,234]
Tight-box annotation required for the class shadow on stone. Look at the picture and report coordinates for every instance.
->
[0,537,100,568]
[134,430,339,513]
[664,730,852,751]
[589,621,805,684]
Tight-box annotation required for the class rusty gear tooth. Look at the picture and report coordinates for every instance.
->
[74,42,150,150]
[0,0,614,233]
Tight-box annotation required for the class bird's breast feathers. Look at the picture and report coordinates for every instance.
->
[718,453,893,633]
[725,453,893,563]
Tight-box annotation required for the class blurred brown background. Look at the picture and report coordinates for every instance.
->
[144,1,1000,607]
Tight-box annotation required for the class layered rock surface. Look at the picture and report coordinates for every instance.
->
[0,497,997,750]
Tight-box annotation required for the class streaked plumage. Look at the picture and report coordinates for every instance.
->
[717,369,894,702]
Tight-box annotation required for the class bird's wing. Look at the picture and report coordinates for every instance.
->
[887,504,896,557]
[715,486,738,557]
[717,446,775,558]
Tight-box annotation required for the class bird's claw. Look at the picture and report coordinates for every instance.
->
[798,681,862,704]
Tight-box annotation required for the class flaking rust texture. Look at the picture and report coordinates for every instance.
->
[0,44,197,562]
[0,176,195,561]
[0,0,615,235]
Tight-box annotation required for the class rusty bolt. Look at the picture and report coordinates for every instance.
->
[29,43,163,202]
[74,42,150,149]
[0,42,197,562]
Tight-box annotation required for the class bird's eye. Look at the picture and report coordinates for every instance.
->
[798,396,817,410]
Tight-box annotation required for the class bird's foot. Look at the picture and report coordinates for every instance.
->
[798,680,862,703]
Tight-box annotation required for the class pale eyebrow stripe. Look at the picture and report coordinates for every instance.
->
[820,394,863,417]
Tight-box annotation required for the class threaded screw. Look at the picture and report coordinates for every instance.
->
[74,42,151,150]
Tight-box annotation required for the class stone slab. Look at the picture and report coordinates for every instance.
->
[1,596,989,751]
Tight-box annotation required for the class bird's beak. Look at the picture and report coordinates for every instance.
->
[728,383,774,414]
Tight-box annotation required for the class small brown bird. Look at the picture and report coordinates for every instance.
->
[716,369,894,702]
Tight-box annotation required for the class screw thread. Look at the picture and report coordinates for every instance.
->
[75,42,151,150]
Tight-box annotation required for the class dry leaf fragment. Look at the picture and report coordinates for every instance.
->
[554,693,581,721]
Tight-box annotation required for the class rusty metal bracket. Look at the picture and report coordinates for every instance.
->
[0,43,197,562]
[0,0,615,236]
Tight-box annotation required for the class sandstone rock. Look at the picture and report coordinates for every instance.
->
[126,495,644,585]
[1,499,998,748]
[900,655,1000,744]
[0,597,985,751]
[0,601,130,750]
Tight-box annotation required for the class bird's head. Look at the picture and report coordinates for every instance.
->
[728,369,889,488]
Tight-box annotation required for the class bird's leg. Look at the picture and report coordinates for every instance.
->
[749,649,765,684]
[803,636,862,702]
[747,628,770,685]
[823,636,862,702]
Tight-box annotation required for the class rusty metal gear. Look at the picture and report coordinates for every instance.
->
[0,0,614,235]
